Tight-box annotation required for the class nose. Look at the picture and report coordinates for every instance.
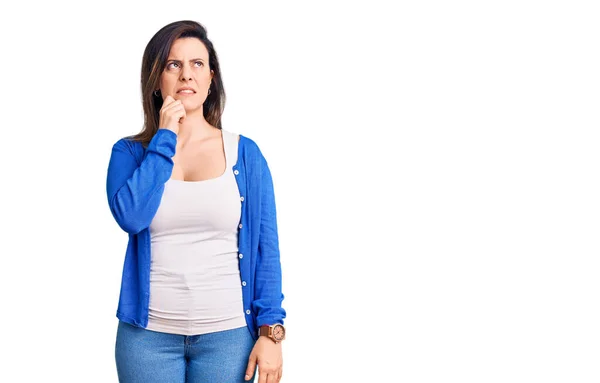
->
[180,63,192,81]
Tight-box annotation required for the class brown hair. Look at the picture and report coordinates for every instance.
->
[129,20,226,147]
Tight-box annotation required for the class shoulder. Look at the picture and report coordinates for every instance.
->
[237,133,263,156]
[221,128,242,145]
[235,133,275,176]
[112,136,138,151]
[110,135,145,163]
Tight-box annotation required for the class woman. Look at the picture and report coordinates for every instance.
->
[106,20,286,383]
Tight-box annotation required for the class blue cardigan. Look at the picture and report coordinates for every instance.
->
[106,128,285,340]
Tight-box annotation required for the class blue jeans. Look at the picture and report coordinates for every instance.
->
[115,321,257,382]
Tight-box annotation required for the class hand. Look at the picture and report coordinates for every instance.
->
[245,336,283,383]
[158,95,186,135]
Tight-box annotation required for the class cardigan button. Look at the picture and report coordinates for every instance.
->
[240,196,244,202]
[246,310,251,315]
[242,281,247,286]
[239,253,243,259]
[234,170,239,175]
[239,224,243,229]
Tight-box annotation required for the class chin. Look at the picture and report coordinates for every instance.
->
[183,101,203,112]
[179,97,196,105]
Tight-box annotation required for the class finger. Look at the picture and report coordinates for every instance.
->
[177,107,186,120]
[165,106,184,119]
[267,371,277,383]
[277,368,282,382]
[163,106,185,121]
[257,367,267,383]
[162,100,183,112]
[245,355,257,381]
[161,98,182,112]
[160,96,174,107]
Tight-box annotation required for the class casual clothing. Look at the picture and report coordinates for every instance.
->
[115,320,256,383]
[106,128,286,340]
[146,129,246,336]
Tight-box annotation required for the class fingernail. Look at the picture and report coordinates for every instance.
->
[245,375,250,380]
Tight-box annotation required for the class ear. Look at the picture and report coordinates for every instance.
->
[210,69,214,80]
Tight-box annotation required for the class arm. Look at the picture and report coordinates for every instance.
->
[246,152,286,382]
[106,129,177,234]
[252,152,287,327]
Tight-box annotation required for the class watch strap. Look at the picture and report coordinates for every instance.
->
[259,325,271,337]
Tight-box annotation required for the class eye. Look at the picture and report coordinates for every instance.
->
[195,61,204,67]
[166,62,180,70]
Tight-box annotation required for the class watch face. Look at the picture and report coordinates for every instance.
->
[272,325,285,341]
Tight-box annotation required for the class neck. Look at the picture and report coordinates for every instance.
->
[176,107,218,144]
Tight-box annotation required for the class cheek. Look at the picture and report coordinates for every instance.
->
[197,71,212,84]
[160,74,177,90]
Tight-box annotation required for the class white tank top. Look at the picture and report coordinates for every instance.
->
[146,129,246,335]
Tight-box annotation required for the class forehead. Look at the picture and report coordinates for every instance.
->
[168,37,208,58]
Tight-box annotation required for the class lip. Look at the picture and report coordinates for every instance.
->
[176,87,196,94]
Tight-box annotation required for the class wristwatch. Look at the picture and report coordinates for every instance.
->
[259,324,286,343]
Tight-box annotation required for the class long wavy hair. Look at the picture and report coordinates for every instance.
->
[129,20,226,147]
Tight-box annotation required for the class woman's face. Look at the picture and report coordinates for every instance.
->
[159,37,214,111]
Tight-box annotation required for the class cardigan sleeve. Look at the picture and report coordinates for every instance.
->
[106,129,177,234]
[252,150,287,326]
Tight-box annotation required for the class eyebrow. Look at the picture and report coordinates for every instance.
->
[166,58,206,62]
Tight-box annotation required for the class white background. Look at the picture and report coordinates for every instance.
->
[0,0,598,382]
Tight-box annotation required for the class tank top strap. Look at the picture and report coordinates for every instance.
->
[222,129,239,167]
